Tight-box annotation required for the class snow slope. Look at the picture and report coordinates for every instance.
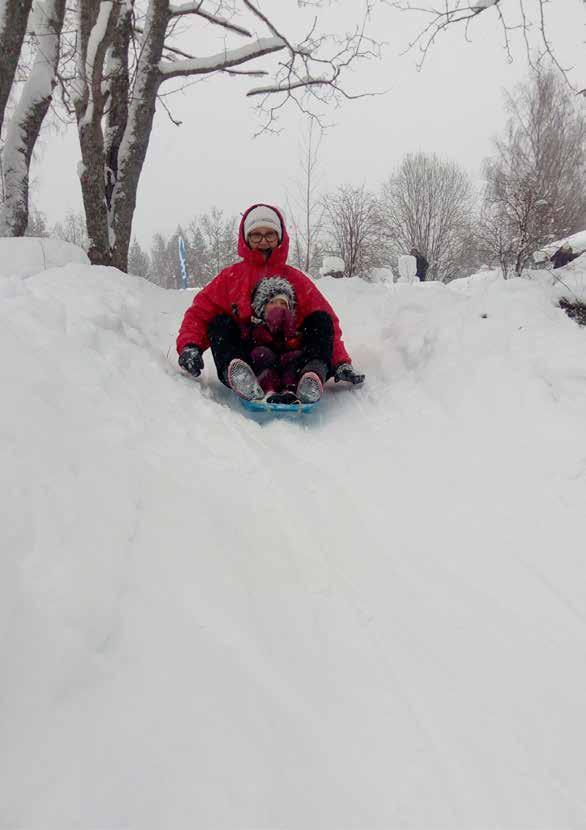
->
[2,255,586,828]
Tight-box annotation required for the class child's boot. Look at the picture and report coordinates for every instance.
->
[227,359,264,400]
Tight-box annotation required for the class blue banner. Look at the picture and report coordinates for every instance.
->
[178,235,188,289]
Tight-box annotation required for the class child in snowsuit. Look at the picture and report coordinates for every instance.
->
[248,277,304,404]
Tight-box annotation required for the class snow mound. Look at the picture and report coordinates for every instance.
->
[448,268,503,291]
[2,248,586,827]
[367,266,395,284]
[0,236,89,278]
[536,228,586,260]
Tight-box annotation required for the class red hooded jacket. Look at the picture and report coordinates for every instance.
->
[176,204,351,367]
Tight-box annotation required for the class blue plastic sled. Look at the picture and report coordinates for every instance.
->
[240,397,319,415]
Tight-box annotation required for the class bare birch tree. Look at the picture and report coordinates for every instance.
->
[322,184,383,278]
[481,67,586,275]
[0,0,67,235]
[52,210,89,249]
[380,153,474,281]
[200,207,237,278]
[287,119,325,274]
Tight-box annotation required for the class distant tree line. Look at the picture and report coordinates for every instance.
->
[28,205,238,289]
[38,65,585,285]
[313,66,585,282]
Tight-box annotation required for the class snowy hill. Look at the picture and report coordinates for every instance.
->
[2,248,586,827]
[536,228,586,261]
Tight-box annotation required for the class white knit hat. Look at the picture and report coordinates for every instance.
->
[243,205,283,241]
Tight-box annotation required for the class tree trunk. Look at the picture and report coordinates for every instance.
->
[75,0,121,265]
[0,0,66,235]
[104,1,132,214]
[0,0,34,137]
[110,0,168,272]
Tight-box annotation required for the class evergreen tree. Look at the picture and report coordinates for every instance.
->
[127,238,150,277]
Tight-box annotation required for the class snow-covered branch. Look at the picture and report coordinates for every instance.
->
[159,36,285,79]
[247,75,335,97]
[82,0,116,125]
[168,1,251,37]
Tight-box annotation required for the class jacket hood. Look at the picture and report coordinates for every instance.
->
[238,203,290,268]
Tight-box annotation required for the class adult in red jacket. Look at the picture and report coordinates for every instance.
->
[177,203,365,402]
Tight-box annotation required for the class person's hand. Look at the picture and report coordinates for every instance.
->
[265,305,296,337]
[334,363,365,385]
[178,345,204,377]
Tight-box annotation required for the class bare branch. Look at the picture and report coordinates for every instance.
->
[134,23,195,60]
[168,1,252,37]
[389,0,580,87]
[240,0,296,52]
[158,93,183,125]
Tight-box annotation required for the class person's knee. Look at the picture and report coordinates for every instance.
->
[250,345,278,370]
[301,310,333,333]
[208,313,236,339]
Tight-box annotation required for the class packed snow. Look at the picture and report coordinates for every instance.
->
[2,243,586,828]
[0,236,89,278]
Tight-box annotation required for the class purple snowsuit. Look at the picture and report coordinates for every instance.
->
[249,305,304,394]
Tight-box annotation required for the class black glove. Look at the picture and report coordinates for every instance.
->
[178,344,204,377]
[334,363,365,385]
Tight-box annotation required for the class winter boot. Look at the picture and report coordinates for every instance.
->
[296,372,323,404]
[227,358,264,400]
[296,359,325,403]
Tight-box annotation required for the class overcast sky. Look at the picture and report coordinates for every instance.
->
[31,1,585,248]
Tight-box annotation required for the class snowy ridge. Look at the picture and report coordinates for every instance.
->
[2,257,586,827]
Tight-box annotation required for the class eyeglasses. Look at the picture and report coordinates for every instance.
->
[248,230,279,244]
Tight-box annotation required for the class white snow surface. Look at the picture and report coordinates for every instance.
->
[2,248,586,828]
[368,266,395,284]
[0,237,89,278]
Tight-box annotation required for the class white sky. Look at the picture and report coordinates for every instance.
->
[31,0,585,248]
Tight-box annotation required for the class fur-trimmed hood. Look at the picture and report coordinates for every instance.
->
[251,276,296,321]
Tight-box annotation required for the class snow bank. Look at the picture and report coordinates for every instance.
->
[367,266,395,284]
[448,267,503,292]
[2,246,586,828]
[535,228,586,260]
[0,236,89,278]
